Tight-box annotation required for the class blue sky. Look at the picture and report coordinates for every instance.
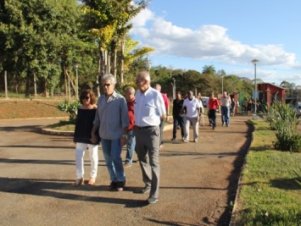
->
[130,0,301,86]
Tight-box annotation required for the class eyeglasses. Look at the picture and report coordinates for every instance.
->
[103,83,111,87]
[83,96,90,100]
[136,79,144,84]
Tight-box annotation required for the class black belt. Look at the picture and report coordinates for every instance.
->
[134,126,155,130]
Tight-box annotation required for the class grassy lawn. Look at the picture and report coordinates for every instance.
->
[234,120,301,225]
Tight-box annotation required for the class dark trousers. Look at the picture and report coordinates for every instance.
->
[208,109,217,128]
[159,120,164,145]
[134,126,160,199]
[172,115,184,139]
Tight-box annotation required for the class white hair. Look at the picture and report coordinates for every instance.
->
[102,74,116,85]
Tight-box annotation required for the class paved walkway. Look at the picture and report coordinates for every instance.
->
[0,116,251,226]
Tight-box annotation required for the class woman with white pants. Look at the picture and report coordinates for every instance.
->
[73,89,99,186]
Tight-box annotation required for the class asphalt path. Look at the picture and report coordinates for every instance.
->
[0,116,251,226]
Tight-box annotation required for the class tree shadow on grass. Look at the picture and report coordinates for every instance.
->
[251,145,274,152]
[270,177,301,190]
[0,177,148,208]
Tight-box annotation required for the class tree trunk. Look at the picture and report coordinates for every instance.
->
[64,67,68,98]
[33,73,37,97]
[120,38,125,84]
[106,50,111,74]
[113,48,117,80]
[25,71,31,97]
[44,79,49,98]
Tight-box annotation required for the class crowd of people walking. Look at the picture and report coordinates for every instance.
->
[72,70,234,204]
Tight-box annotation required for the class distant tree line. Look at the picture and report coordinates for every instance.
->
[150,65,254,103]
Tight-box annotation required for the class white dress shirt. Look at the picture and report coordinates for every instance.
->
[134,87,166,127]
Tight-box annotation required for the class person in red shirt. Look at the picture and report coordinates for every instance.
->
[208,92,219,129]
[124,86,136,167]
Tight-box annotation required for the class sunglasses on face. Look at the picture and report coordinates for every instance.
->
[103,83,111,87]
[136,79,144,84]
[83,96,90,100]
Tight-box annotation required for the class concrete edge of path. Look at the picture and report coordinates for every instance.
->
[40,122,174,136]
[229,120,254,226]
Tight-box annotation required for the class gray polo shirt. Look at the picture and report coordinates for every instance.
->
[94,91,129,140]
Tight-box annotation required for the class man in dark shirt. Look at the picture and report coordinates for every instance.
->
[171,91,184,141]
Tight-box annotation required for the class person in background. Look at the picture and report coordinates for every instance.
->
[182,90,201,143]
[73,88,98,186]
[208,92,219,130]
[91,74,129,192]
[155,83,169,148]
[171,91,184,142]
[124,86,136,168]
[134,71,166,204]
[220,91,231,127]
[197,93,205,127]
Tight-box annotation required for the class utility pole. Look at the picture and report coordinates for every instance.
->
[252,59,259,118]
[4,70,8,99]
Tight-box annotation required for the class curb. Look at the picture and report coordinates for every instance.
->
[229,121,254,226]
[40,123,173,136]
[40,127,74,136]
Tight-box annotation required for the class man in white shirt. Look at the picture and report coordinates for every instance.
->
[134,71,166,204]
[182,91,201,143]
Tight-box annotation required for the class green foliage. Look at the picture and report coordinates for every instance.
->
[235,120,301,225]
[57,100,79,122]
[267,102,301,152]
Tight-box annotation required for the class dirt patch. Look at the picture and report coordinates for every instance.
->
[0,99,68,119]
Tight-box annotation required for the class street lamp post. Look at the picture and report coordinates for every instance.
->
[172,77,176,99]
[221,75,224,94]
[251,59,259,118]
[75,64,79,100]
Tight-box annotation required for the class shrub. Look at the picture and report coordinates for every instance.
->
[267,102,301,152]
[57,100,79,123]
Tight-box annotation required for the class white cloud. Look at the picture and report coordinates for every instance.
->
[131,9,297,67]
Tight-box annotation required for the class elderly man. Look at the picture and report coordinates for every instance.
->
[91,74,129,191]
[134,71,166,204]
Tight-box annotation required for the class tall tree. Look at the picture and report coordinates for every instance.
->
[81,0,148,88]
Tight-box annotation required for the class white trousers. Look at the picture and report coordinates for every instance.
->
[184,117,199,140]
[75,143,99,179]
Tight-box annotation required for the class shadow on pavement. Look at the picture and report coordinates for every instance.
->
[0,145,74,149]
[0,177,148,208]
[0,158,106,166]
[0,125,42,132]
[145,217,199,226]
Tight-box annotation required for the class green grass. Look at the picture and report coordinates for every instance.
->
[236,120,301,225]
